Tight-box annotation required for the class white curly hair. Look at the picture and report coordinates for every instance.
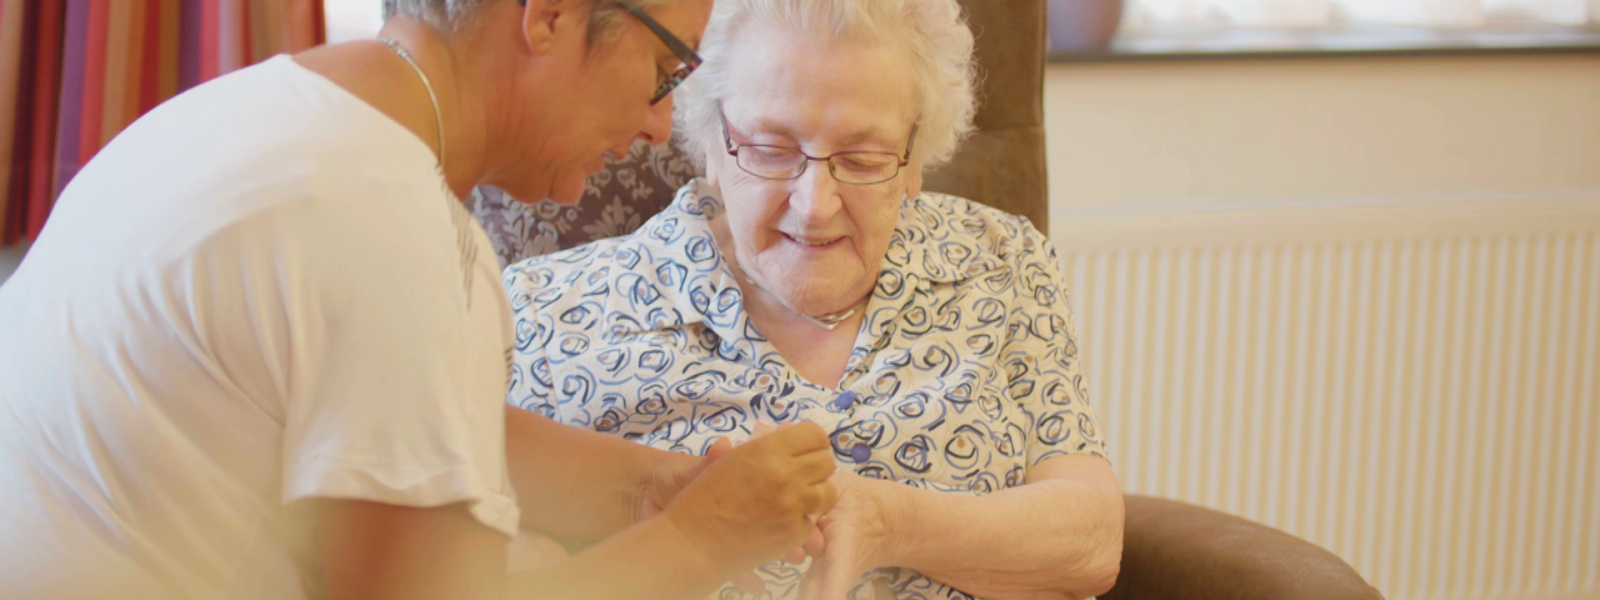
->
[672,0,978,170]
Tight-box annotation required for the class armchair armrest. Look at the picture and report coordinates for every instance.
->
[1102,495,1383,600]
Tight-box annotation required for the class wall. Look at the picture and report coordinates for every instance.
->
[0,242,23,285]
[1043,53,1600,600]
[1044,54,1600,220]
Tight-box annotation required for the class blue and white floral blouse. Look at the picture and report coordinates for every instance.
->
[504,179,1106,599]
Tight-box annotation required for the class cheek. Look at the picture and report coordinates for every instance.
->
[852,199,901,254]
[724,183,788,244]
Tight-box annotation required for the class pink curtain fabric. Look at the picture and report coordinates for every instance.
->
[0,0,325,246]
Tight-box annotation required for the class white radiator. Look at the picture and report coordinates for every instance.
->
[1052,194,1600,600]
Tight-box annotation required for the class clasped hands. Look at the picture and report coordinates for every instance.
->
[641,421,904,600]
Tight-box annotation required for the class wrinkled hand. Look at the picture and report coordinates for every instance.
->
[637,440,771,594]
[637,425,827,594]
[798,471,900,600]
[636,441,730,524]
[662,422,840,588]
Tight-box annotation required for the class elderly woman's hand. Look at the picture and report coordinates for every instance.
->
[797,471,907,600]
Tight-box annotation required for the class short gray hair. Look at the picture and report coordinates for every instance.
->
[673,0,977,170]
[386,0,671,43]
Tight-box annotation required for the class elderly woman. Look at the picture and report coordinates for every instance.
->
[505,0,1123,598]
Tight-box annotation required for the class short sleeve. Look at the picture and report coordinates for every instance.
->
[278,180,519,539]
[998,219,1108,468]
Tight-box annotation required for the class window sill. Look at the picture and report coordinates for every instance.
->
[1048,25,1600,62]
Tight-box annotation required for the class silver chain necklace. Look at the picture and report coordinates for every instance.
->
[798,300,866,331]
[377,37,445,167]
[744,274,868,331]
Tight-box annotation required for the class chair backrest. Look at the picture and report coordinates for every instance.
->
[471,0,1048,267]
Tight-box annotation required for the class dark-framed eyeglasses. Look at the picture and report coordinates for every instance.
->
[518,1,702,105]
[621,4,702,104]
[719,104,917,186]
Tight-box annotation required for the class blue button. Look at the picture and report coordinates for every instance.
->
[833,391,857,411]
[850,443,872,464]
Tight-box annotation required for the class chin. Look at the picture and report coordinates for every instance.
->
[771,276,863,316]
[488,178,550,206]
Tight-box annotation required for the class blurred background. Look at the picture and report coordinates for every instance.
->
[1042,4,1598,600]
[2,2,1597,599]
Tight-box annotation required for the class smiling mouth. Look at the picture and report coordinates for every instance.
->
[784,233,842,248]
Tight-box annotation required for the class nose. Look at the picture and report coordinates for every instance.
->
[608,97,674,161]
[788,160,843,223]
[637,94,674,146]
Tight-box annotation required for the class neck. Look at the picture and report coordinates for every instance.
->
[708,214,871,334]
[375,18,491,200]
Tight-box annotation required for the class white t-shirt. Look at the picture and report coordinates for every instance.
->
[0,55,519,599]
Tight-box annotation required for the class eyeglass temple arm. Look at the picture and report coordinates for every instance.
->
[900,125,918,166]
[513,0,701,67]
[622,4,702,67]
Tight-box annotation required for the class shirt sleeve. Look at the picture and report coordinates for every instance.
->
[278,181,519,539]
[998,218,1108,469]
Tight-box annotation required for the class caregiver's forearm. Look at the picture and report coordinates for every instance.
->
[882,456,1123,600]
[504,405,678,540]
[506,515,728,600]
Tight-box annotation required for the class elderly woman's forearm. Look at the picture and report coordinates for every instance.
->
[881,458,1124,599]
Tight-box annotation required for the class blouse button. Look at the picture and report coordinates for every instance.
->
[850,443,872,464]
[833,391,857,411]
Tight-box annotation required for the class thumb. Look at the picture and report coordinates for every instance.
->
[705,437,735,460]
[803,521,826,558]
[676,437,734,487]
[750,419,778,439]
[798,547,856,600]
[667,437,735,496]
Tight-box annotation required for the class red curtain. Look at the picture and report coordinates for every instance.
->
[0,0,326,247]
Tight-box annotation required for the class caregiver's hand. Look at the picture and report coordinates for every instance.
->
[637,439,770,594]
[662,422,840,582]
[797,471,903,600]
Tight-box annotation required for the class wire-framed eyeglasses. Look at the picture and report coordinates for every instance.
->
[719,105,917,185]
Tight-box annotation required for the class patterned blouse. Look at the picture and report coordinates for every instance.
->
[504,179,1106,599]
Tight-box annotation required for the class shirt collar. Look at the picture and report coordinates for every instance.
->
[607,179,1008,350]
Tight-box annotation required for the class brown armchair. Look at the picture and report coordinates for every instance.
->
[469,1,1382,598]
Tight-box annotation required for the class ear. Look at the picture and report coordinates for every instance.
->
[901,160,924,200]
[521,0,582,55]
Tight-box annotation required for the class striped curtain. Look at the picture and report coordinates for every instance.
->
[0,0,326,247]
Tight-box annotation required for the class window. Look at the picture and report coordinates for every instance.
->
[1125,0,1597,30]
[1049,0,1600,58]
[325,0,384,43]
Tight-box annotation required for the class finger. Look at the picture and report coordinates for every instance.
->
[796,552,844,600]
[732,571,766,595]
[819,562,855,600]
[793,448,840,484]
[805,479,839,517]
[704,437,735,461]
[807,548,856,600]
[757,421,831,456]
[803,523,826,557]
[784,545,806,564]
[796,562,821,600]
[751,420,778,439]
[672,441,730,490]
